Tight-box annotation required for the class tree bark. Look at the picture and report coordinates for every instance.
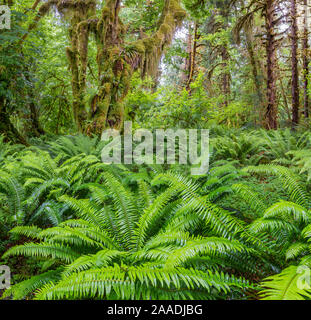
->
[186,23,198,92]
[181,23,192,85]
[68,28,89,132]
[245,30,265,125]
[264,0,278,129]
[28,101,45,137]
[290,0,299,128]
[220,6,231,107]
[245,32,265,114]
[221,45,231,107]
[303,0,310,119]
[88,0,186,134]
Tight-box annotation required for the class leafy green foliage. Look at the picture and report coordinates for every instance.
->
[260,266,311,300]
[2,165,261,300]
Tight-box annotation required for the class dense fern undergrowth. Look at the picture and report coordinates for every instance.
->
[1,128,311,300]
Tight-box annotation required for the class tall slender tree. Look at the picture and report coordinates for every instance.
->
[264,0,279,129]
[290,0,299,128]
[186,22,199,92]
[181,22,192,85]
[219,3,231,107]
[303,0,310,119]
[233,0,284,129]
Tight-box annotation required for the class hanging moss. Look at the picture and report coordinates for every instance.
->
[133,0,186,79]
[102,83,112,95]
[142,38,158,53]
[83,0,186,133]
[101,7,111,19]
[131,40,145,54]
[57,0,96,13]
[159,23,172,36]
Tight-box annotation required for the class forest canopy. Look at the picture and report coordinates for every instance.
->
[1,0,310,139]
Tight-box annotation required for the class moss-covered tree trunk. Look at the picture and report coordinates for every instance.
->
[32,0,185,134]
[220,6,231,108]
[88,0,129,133]
[221,45,231,107]
[64,1,95,132]
[264,0,278,130]
[87,0,186,134]
[33,1,96,132]
[245,31,265,125]
[181,23,192,85]
[186,23,198,92]
[28,101,45,137]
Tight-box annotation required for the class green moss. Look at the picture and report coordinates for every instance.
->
[143,38,157,53]
[159,23,172,36]
[132,40,146,54]
[174,9,187,21]
[101,7,110,19]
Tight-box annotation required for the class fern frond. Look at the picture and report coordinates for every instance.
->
[3,242,80,263]
[263,201,311,224]
[35,265,254,300]
[9,225,43,239]
[2,268,63,300]
[244,165,310,208]
[164,237,253,268]
[260,266,311,300]
[286,243,310,261]
[232,183,267,217]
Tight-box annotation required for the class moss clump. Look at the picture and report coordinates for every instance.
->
[88,0,186,133]
[168,0,183,12]
[101,7,111,19]
[103,83,112,94]
[132,40,146,54]
[174,9,187,21]
[110,46,121,57]
[159,23,172,36]
[143,38,158,53]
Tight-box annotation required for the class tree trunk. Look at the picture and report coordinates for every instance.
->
[88,0,126,134]
[0,96,28,145]
[221,45,231,107]
[24,71,45,137]
[245,31,265,121]
[28,101,45,137]
[88,0,186,134]
[181,23,192,85]
[290,0,299,128]
[67,12,92,132]
[264,0,278,129]
[186,23,198,92]
[303,0,310,119]
[220,6,231,107]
